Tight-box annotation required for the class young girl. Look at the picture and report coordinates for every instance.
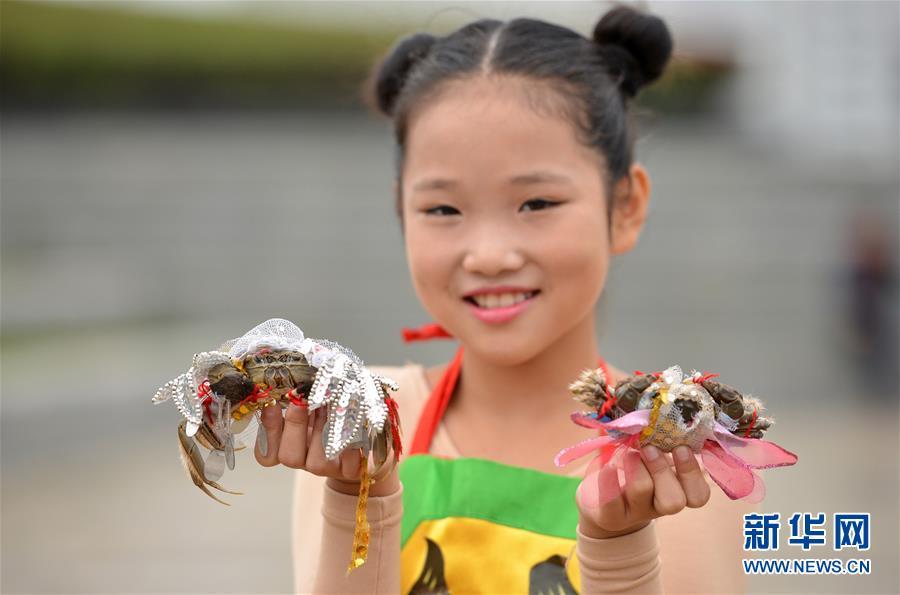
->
[258,5,756,593]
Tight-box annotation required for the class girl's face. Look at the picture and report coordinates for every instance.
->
[400,76,646,365]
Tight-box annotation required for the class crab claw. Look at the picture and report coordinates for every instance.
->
[177,420,243,505]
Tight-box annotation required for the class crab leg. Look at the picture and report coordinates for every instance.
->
[613,373,657,413]
[700,380,745,421]
[702,382,774,438]
[177,420,243,505]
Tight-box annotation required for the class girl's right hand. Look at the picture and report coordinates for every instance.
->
[576,444,711,539]
[254,402,401,497]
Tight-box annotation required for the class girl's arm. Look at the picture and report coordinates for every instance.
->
[309,473,403,594]
[576,520,663,593]
[266,399,403,593]
[573,446,713,594]
[301,364,414,593]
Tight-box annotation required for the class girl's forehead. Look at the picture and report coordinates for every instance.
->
[404,79,602,183]
[409,77,566,138]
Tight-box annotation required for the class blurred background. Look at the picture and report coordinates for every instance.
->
[1,0,897,593]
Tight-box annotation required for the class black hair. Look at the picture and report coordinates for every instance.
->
[363,4,673,223]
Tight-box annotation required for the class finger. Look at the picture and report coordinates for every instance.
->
[340,448,364,481]
[277,402,311,468]
[304,407,337,476]
[370,441,396,483]
[641,445,687,516]
[595,464,628,529]
[672,445,711,508]
[255,403,284,467]
[622,449,654,514]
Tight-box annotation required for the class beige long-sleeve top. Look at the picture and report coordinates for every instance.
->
[292,363,757,594]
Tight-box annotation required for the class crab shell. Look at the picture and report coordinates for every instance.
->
[205,348,316,402]
[240,348,316,399]
[635,381,717,452]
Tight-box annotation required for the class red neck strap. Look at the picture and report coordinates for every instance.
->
[402,323,610,456]
[409,346,465,455]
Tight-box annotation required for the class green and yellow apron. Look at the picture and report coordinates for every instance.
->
[397,328,610,594]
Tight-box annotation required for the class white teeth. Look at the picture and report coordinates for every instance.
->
[471,291,535,309]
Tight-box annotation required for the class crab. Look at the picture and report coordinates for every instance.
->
[555,365,797,503]
[594,367,772,441]
[152,319,401,505]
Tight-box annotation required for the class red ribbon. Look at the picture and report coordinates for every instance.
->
[287,388,308,408]
[744,405,758,438]
[402,323,454,342]
[598,383,618,418]
[694,372,720,384]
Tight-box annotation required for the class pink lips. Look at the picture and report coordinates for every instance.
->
[465,293,538,324]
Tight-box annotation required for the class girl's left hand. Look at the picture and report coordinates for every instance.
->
[576,444,711,539]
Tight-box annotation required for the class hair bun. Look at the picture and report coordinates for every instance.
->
[592,5,673,97]
[373,33,438,116]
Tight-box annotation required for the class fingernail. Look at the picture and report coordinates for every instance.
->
[623,449,642,478]
[674,446,692,463]
[261,403,279,420]
[576,474,601,511]
[642,445,660,462]
[256,427,268,456]
[597,465,621,503]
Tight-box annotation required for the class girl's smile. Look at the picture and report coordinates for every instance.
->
[462,286,541,324]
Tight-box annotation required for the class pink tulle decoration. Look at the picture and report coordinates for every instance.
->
[557,397,798,506]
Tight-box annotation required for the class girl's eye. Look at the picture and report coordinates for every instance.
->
[520,198,561,212]
[424,205,461,216]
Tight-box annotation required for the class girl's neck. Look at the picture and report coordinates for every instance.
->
[452,313,606,424]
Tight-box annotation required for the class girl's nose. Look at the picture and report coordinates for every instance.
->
[462,240,526,277]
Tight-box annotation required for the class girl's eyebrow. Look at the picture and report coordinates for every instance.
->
[411,170,573,192]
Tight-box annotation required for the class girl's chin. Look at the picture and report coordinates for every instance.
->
[454,326,546,365]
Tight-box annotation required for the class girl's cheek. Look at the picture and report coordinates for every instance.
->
[540,221,609,308]
[406,228,457,311]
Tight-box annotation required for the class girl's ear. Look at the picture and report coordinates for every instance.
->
[610,163,651,255]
